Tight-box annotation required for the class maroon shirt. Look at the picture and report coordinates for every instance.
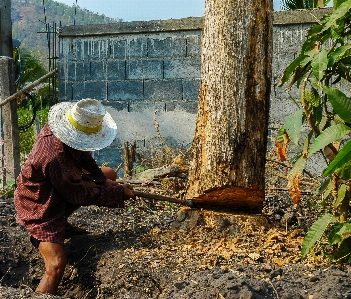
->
[14,123,125,245]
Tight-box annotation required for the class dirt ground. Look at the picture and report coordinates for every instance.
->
[1,181,351,299]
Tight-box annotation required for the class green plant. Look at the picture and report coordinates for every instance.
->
[18,105,49,157]
[2,181,16,197]
[277,1,351,262]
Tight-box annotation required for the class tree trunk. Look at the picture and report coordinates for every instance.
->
[123,141,136,179]
[185,0,273,211]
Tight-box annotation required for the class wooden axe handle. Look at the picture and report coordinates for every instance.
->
[132,190,194,207]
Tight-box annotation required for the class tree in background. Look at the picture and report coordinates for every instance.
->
[13,47,54,157]
[185,0,273,211]
[14,48,47,91]
[280,0,331,10]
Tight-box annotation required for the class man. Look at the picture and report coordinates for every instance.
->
[14,98,134,295]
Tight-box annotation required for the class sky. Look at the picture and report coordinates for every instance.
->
[55,0,282,22]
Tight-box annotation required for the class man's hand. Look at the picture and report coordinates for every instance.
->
[103,180,135,199]
[122,183,135,199]
[103,179,119,187]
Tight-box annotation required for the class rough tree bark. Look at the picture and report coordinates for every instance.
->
[123,141,136,179]
[185,0,273,211]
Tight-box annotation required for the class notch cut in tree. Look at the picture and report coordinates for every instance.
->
[185,0,273,211]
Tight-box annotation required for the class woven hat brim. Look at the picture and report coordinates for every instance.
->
[48,102,117,151]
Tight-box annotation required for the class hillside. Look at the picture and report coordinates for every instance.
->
[11,0,122,67]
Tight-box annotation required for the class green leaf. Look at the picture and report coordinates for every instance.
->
[276,126,286,144]
[311,105,323,127]
[312,50,328,81]
[334,183,347,208]
[328,45,351,67]
[313,178,331,198]
[310,87,321,107]
[278,54,310,87]
[329,223,344,245]
[303,131,313,158]
[323,1,351,31]
[307,124,350,158]
[337,223,351,239]
[323,86,351,123]
[284,109,303,145]
[334,158,351,180]
[337,236,351,261]
[302,213,337,258]
[287,155,306,180]
[323,139,351,177]
[323,179,333,199]
[318,116,328,132]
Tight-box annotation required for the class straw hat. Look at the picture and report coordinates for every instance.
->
[48,98,117,151]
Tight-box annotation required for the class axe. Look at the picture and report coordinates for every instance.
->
[132,190,194,208]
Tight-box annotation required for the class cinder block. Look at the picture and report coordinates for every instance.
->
[163,36,187,57]
[58,81,67,101]
[110,39,127,59]
[62,40,77,61]
[59,41,68,60]
[107,60,126,80]
[75,40,84,60]
[271,54,280,79]
[75,62,85,81]
[67,62,76,81]
[79,40,90,60]
[180,101,198,115]
[59,82,73,101]
[270,97,300,122]
[103,100,129,112]
[73,81,84,100]
[147,38,165,58]
[126,59,163,80]
[58,63,65,81]
[83,62,91,80]
[144,79,183,101]
[164,58,201,79]
[85,40,109,60]
[127,37,147,58]
[279,25,309,53]
[277,53,296,77]
[183,79,200,101]
[73,82,107,101]
[164,101,198,114]
[275,83,300,101]
[272,27,283,54]
[90,61,106,80]
[128,101,167,113]
[186,34,202,57]
[107,81,144,101]
[93,147,123,169]
[147,35,187,58]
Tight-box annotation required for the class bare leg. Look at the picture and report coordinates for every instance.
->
[101,166,117,181]
[36,242,66,295]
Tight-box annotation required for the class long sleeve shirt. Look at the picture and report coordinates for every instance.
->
[14,123,125,244]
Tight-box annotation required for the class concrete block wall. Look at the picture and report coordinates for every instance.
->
[58,8,333,171]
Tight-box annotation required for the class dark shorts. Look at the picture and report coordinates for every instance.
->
[30,235,41,249]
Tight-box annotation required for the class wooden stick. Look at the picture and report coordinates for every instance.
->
[0,68,57,107]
